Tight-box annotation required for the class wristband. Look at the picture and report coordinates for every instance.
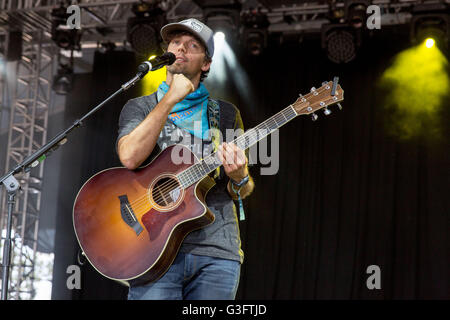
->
[231,174,249,188]
[230,175,249,221]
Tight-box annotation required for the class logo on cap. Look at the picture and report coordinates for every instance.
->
[183,19,204,33]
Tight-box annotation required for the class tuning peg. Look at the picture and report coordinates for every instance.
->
[311,113,318,121]
[298,93,307,102]
[322,81,331,89]
[323,108,332,116]
[337,103,343,110]
[298,93,304,100]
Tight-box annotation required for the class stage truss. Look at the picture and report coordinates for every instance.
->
[0,29,54,299]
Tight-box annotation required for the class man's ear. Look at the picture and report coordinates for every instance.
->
[201,58,212,72]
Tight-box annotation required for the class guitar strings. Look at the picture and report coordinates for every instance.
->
[127,109,296,212]
[128,106,299,211]
[128,110,290,209]
[131,124,282,211]
[127,84,334,211]
[128,103,308,212]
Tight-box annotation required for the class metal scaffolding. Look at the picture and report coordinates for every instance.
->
[2,0,447,44]
[0,29,54,300]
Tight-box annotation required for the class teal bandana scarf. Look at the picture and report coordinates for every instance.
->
[157,81,210,140]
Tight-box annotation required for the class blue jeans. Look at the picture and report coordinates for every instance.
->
[128,252,241,300]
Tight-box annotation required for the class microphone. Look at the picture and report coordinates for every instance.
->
[122,52,176,90]
[137,52,176,77]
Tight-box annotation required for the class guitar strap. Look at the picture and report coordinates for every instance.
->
[207,98,246,221]
[206,98,221,180]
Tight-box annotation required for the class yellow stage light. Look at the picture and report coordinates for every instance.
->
[379,42,449,140]
[425,38,435,48]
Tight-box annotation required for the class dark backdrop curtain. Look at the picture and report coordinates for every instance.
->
[237,27,449,300]
[51,28,449,299]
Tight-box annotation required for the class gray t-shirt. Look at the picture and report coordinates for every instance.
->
[116,92,244,263]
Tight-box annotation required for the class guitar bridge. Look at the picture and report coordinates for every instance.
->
[118,195,143,236]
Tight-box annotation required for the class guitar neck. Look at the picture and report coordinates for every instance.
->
[177,105,298,188]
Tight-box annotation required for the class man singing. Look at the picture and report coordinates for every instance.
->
[116,18,254,300]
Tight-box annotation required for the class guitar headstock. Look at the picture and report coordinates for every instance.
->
[292,78,344,120]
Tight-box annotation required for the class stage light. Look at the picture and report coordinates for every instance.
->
[215,32,225,42]
[51,6,81,50]
[321,24,361,64]
[345,1,369,29]
[52,63,74,95]
[210,32,227,83]
[203,1,241,43]
[410,4,449,51]
[127,4,166,57]
[379,40,449,140]
[245,30,266,56]
[207,30,252,106]
[329,4,345,23]
[425,38,435,48]
[241,8,270,56]
[327,30,355,63]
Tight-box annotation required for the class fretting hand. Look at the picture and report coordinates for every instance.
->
[217,142,248,182]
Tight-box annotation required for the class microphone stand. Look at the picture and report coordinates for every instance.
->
[0,65,150,300]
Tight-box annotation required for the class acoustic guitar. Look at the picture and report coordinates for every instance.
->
[73,79,344,286]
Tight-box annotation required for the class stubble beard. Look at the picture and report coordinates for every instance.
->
[167,62,194,81]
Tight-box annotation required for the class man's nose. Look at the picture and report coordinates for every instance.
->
[176,42,187,53]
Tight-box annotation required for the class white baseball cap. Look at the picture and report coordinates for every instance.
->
[160,18,215,58]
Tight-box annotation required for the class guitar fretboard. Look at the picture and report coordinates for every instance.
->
[177,105,297,188]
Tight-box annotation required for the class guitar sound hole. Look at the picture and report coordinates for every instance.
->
[151,176,182,209]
